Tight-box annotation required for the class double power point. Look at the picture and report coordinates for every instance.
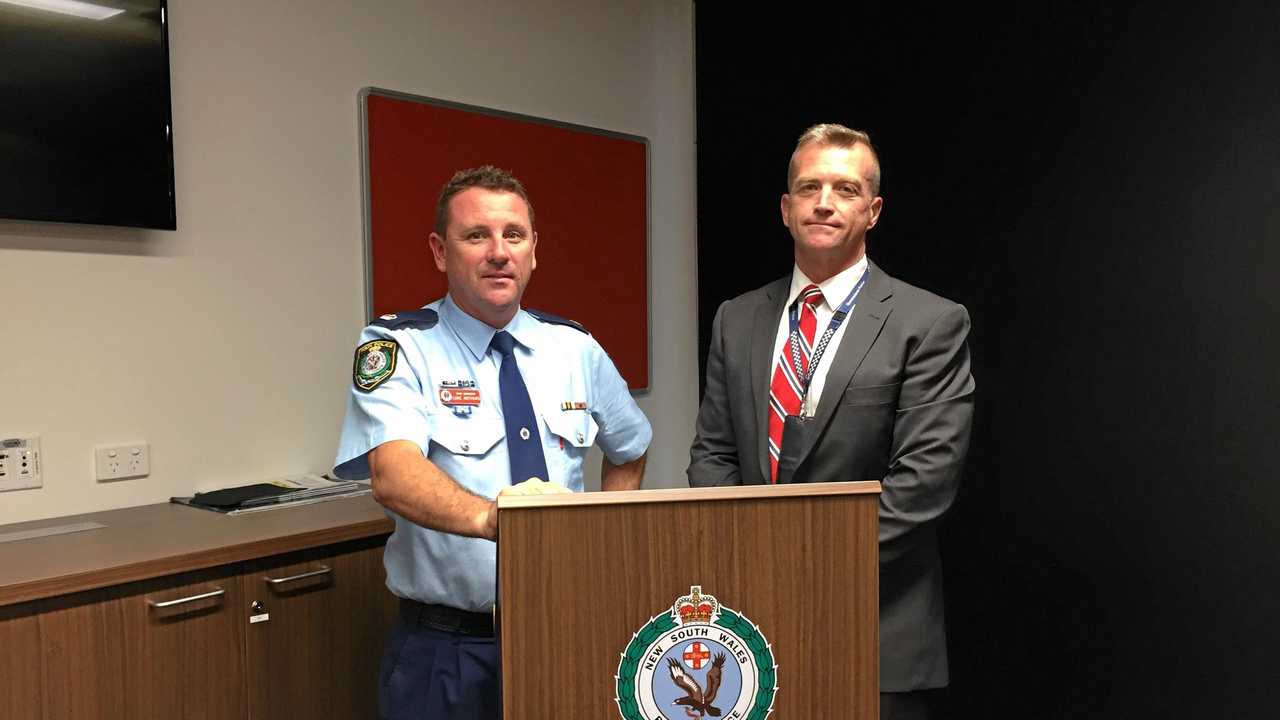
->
[94,442,150,481]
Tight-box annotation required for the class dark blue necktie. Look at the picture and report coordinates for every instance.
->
[490,331,550,484]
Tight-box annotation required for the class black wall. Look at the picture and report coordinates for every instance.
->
[696,3,1280,717]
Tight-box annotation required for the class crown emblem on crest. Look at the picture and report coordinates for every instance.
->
[673,585,719,624]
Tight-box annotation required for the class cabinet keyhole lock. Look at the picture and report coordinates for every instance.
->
[249,600,270,624]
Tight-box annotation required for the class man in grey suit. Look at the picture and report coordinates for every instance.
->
[687,124,975,720]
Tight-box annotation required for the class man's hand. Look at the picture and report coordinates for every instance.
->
[482,478,572,540]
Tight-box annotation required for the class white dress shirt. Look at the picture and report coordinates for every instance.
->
[770,256,870,417]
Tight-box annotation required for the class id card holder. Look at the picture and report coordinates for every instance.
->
[775,414,816,485]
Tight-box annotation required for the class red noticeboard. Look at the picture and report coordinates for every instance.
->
[360,88,650,390]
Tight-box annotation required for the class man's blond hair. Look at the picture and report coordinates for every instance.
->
[787,123,881,196]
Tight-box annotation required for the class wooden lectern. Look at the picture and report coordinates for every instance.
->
[497,481,880,718]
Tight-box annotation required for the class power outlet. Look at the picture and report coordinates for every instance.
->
[94,442,150,481]
[0,436,42,492]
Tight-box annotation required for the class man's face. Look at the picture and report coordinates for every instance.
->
[429,188,537,328]
[781,142,883,272]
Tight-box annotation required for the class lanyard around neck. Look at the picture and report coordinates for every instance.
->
[787,266,871,396]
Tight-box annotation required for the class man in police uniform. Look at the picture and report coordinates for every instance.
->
[333,166,651,720]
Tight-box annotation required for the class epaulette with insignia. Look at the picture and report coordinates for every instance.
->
[527,308,588,334]
[370,309,439,331]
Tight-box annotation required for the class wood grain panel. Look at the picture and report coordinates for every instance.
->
[498,492,879,718]
[0,606,44,719]
[244,538,397,719]
[497,480,880,510]
[119,566,249,719]
[36,589,129,719]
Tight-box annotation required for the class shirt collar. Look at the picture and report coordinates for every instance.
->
[787,255,870,310]
[441,294,540,361]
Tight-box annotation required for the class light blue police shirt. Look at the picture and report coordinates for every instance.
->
[332,295,651,612]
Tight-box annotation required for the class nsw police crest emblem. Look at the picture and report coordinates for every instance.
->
[353,339,398,392]
[616,586,777,720]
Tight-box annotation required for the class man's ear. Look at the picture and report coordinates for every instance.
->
[428,232,447,272]
[867,196,883,231]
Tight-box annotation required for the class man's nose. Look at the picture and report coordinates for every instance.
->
[486,237,511,264]
[814,186,835,212]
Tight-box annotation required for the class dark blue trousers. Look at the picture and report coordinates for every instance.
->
[379,607,499,720]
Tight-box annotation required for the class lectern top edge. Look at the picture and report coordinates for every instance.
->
[497,479,881,510]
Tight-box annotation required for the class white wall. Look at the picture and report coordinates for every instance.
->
[0,0,697,524]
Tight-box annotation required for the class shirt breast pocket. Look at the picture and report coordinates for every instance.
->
[543,410,599,452]
[429,413,504,457]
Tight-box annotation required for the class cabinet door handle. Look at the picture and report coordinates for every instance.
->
[264,564,332,586]
[147,587,226,609]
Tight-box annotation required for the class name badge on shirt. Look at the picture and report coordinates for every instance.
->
[439,380,480,416]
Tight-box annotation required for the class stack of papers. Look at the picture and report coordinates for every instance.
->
[246,474,366,505]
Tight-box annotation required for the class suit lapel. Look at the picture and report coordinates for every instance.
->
[751,277,789,484]
[792,263,895,470]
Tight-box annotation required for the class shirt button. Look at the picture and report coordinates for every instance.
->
[576,431,585,444]
[519,427,531,441]
[461,440,470,451]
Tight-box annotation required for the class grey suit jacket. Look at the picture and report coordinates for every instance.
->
[687,261,975,691]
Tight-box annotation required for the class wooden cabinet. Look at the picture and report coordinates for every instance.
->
[0,498,397,720]
[119,566,250,719]
[0,604,42,718]
[0,565,252,719]
[244,540,397,719]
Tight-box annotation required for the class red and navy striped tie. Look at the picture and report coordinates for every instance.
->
[767,284,823,483]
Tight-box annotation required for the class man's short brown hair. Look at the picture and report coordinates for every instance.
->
[433,165,535,236]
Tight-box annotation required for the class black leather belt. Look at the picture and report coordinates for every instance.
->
[400,598,494,637]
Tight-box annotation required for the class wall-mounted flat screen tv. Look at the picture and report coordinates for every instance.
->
[0,0,175,230]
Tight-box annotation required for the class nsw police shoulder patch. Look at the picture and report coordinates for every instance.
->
[353,339,398,392]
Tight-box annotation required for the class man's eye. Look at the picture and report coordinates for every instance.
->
[505,230,525,240]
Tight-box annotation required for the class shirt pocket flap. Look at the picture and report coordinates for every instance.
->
[543,410,599,448]
[430,414,504,456]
